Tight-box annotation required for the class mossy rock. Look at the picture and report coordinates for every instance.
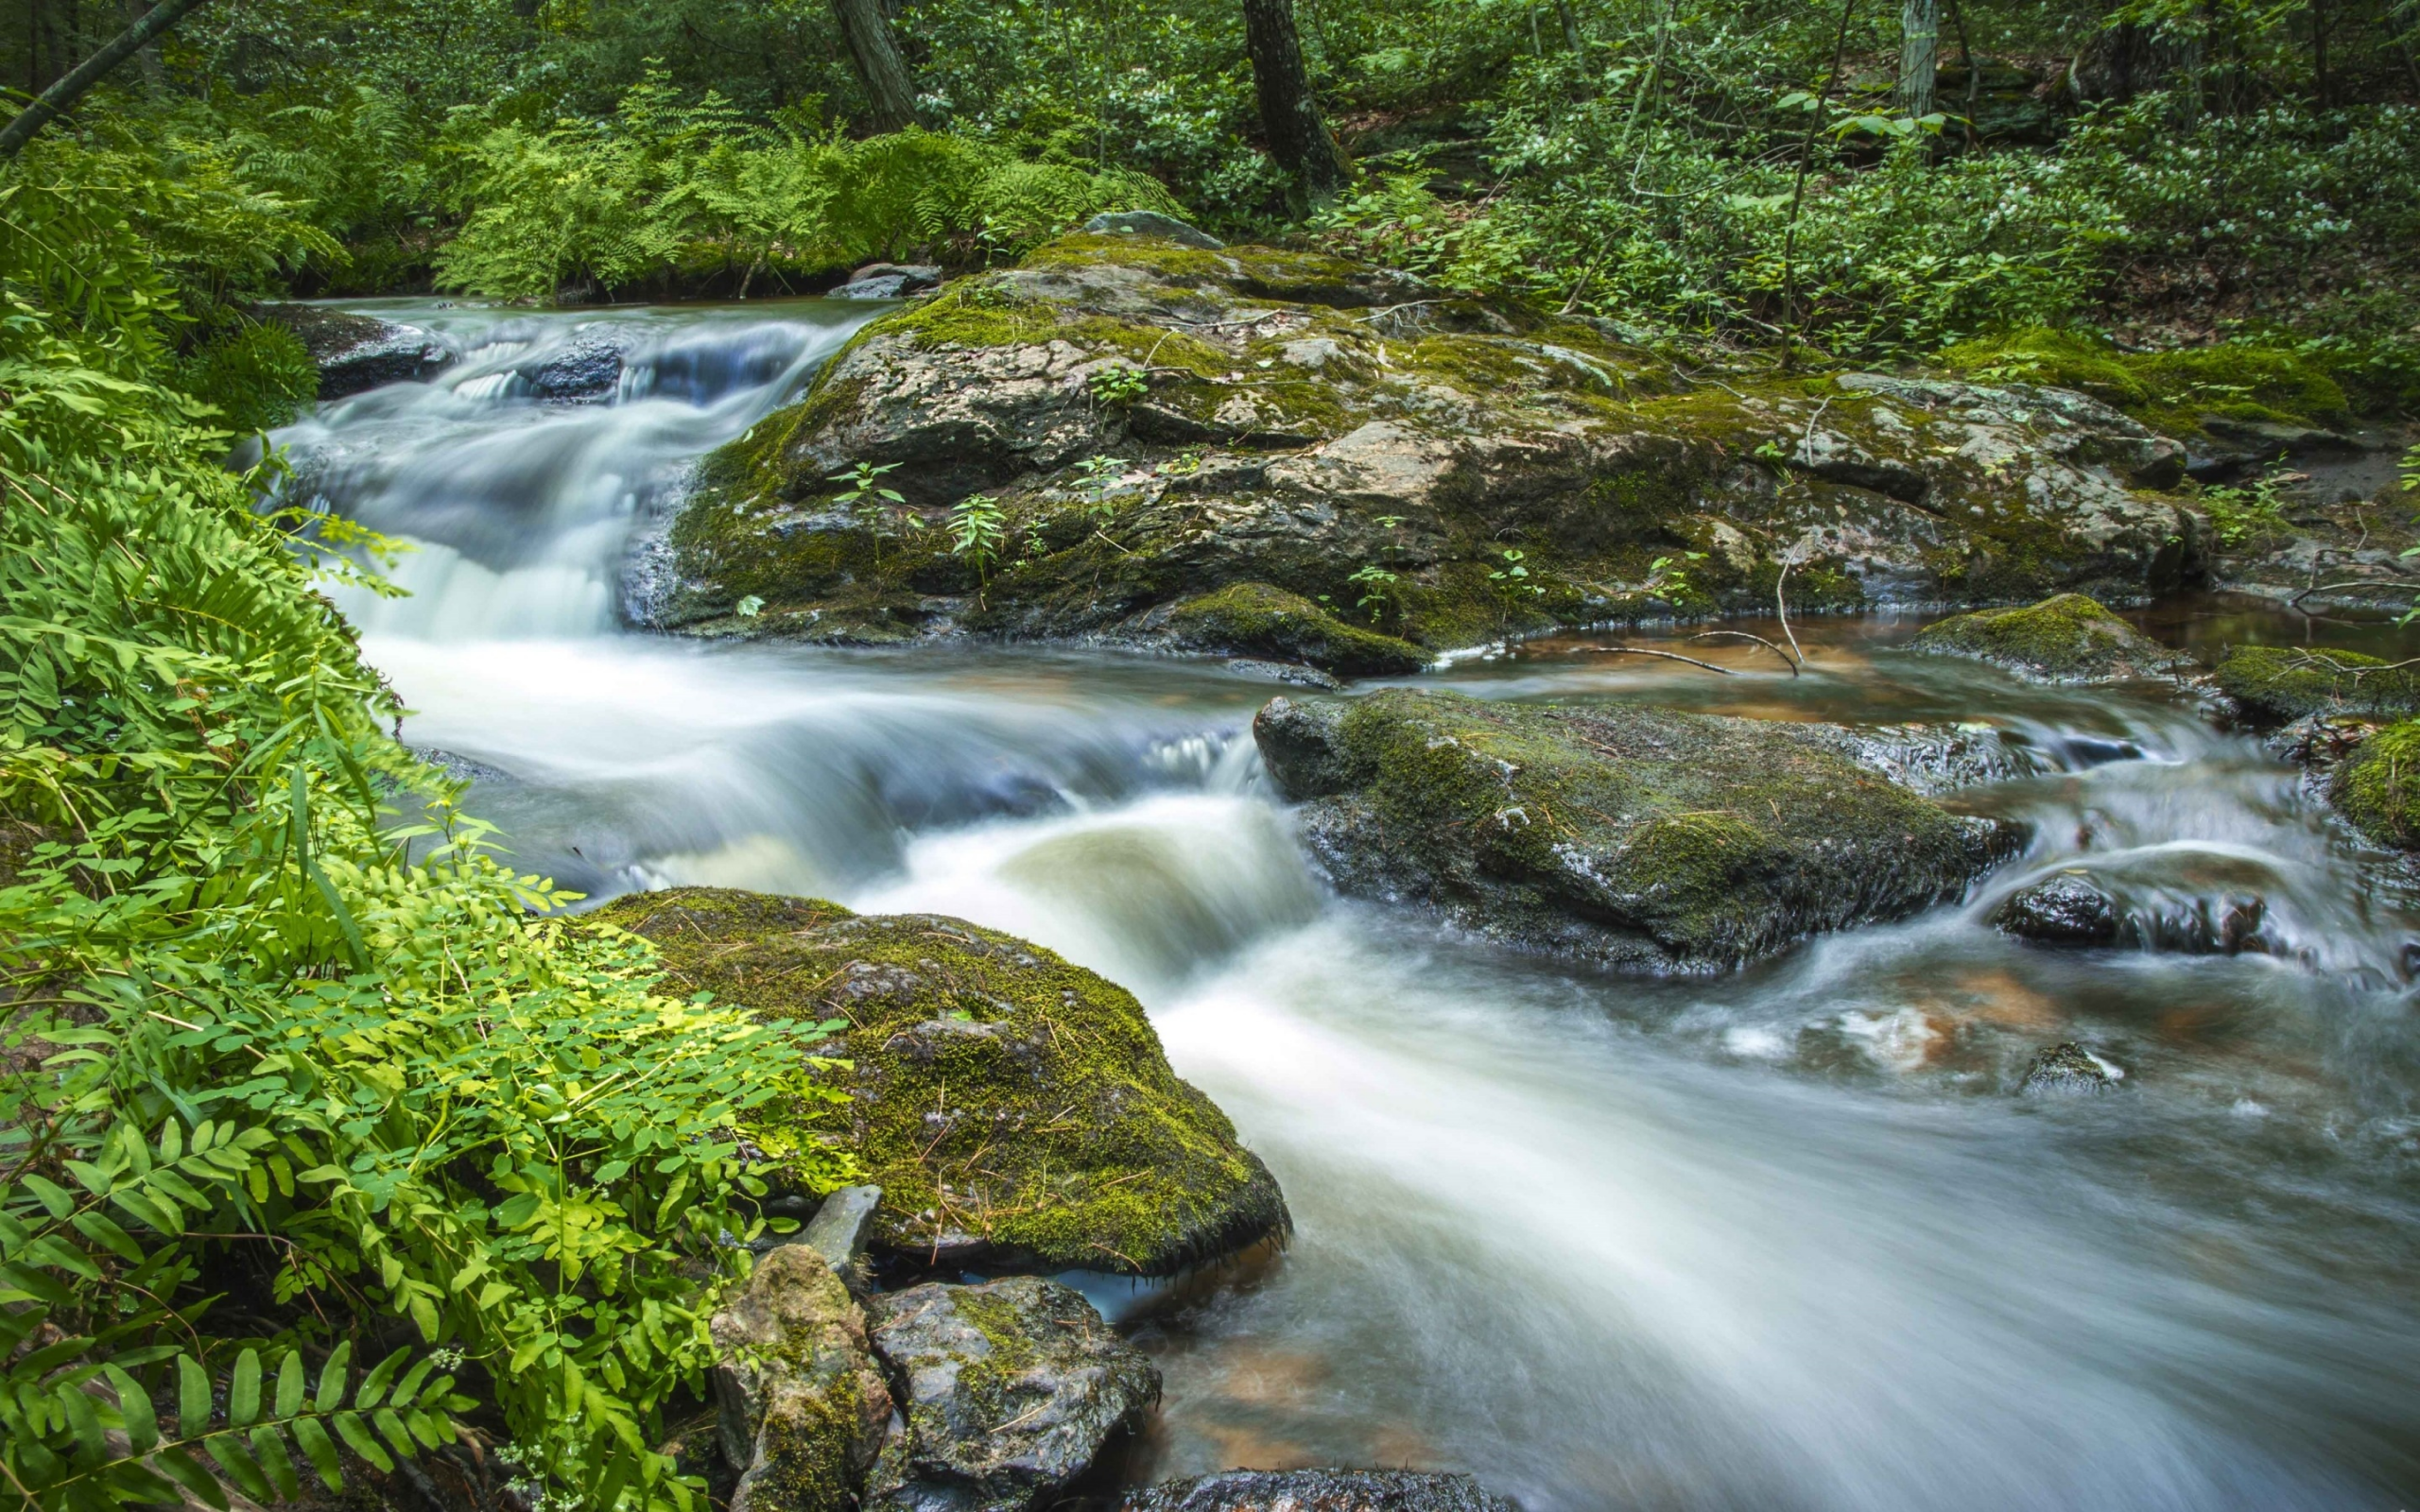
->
[2330,720,2420,850]
[1253,690,2017,972]
[595,887,1287,1276]
[1909,593,2188,682]
[1159,582,1426,675]
[2212,645,2420,725]
[1939,329,2356,435]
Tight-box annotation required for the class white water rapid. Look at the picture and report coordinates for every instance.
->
[277,299,2420,1511]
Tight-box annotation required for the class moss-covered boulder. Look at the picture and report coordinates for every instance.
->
[655,232,2201,665]
[1253,690,2016,971]
[596,887,1287,1276]
[1909,593,2189,682]
[1151,581,1426,674]
[2330,720,2420,850]
[2212,645,2420,725]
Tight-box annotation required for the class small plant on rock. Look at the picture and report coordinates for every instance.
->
[2200,465,2301,548]
[1347,563,1402,627]
[1087,364,1149,407]
[1071,455,1132,517]
[951,491,1007,598]
[832,461,908,559]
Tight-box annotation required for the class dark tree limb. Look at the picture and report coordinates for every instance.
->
[833,0,918,135]
[0,0,210,159]
[1243,0,1348,202]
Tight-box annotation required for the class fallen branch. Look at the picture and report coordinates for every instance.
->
[2287,577,2420,608]
[1586,645,1734,675]
[1775,541,1809,669]
[1687,629,1799,676]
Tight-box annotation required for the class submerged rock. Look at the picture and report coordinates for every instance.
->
[656,233,2202,663]
[1993,874,2121,943]
[1120,1469,1515,1512]
[712,1244,895,1512]
[1909,593,2188,682]
[2212,645,2420,725]
[864,1277,1158,1512]
[596,887,1288,1275]
[259,302,453,399]
[1253,690,2016,972]
[2018,1041,2124,1096]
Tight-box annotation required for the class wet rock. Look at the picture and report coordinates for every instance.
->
[863,1277,1158,1512]
[595,888,1288,1275]
[1993,874,2120,943]
[834,264,943,300]
[2214,644,2420,727]
[2019,1041,2123,1096]
[1082,210,1224,249]
[525,335,625,402]
[1829,722,2049,796]
[1255,689,2017,972]
[1120,1469,1516,1512]
[259,302,454,399]
[801,1184,882,1294]
[712,1244,895,1512]
[1910,593,2189,683]
[1222,659,1342,690]
[660,233,2204,660]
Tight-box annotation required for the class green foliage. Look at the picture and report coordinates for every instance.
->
[1070,455,1132,516]
[1087,363,1150,406]
[950,491,1007,587]
[0,133,854,1512]
[2198,466,2301,546]
[172,321,320,436]
[436,74,1184,301]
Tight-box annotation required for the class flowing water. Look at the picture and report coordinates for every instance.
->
[278,300,2420,1511]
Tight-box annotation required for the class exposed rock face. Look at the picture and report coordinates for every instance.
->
[712,1245,895,1512]
[2019,1041,2124,1095]
[864,1277,1158,1512]
[1910,593,2189,682]
[656,234,2203,666]
[801,1185,882,1294]
[595,888,1288,1275]
[2215,645,2420,725]
[1253,690,2017,972]
[1994,864,2269,954]
[1120,1469,1515,1512]
[836,264,944,299]
[258,303,453,399]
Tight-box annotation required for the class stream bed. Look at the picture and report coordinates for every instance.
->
[278,299,2420,1511]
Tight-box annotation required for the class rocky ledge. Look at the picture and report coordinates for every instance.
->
[596,886,1288,1275]
[259,302,454,399]
[649,229,2201,672]
[1253,688,2017,971]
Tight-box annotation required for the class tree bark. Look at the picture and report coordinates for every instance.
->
[833,0,917,134]
[1243,0,1347,202]
[1895,0,1940,117]
[0,0,209,159]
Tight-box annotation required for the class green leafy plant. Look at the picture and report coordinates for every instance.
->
[1086,364,1149,406]
[2200,465,2301,546]
[949,491,1007,593]
[1070,455,1131,517]
[1347,562,1401,626]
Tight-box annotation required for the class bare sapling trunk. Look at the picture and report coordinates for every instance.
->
[1243,0,1348,202]
[1896,0,1941,118]
[834,0,919,134]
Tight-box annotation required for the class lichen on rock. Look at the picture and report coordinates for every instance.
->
[2213,645,2420,725]
[1909,593,2189,682]
[1253,689,2018,971]
[711,1244,893,1512]
[594,887,1288,1275]
[1119,1469,1517,1512]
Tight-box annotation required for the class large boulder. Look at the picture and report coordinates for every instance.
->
[2213,645,2420,725]
[864,1276,1159,1512]
[1120,1470,1515,1512]
[2329,719,2420,850]
[257,302,453,399]
[653,235,2201,665]
[595,888,1288,1275]
[1253,690,2016,971]
[1909,593,2188,682]
[712,1244,895,1512]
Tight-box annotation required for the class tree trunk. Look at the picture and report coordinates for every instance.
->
[1243,0,1347,202]
[833,0,917,134]
[0,0,210,159]
[1896,0,1940,117]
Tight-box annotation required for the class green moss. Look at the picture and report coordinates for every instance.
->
[1315,690,2005,969]
[1939,328,2351,430]
[2333,720,2420,850]
[1021,232,1241,284]
[2214,644,2420,724]
[1163,581,1428,675]
[1909,593,2186,682]
[1939,329,2152,408]
[594,888,1288,1275]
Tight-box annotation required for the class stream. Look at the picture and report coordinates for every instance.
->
[276,298,2420,1511]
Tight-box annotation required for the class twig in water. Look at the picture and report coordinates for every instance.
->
[1775,539,1810,669]
[1587,646,1734,675]
[1687,629,1799,676]
[2288,577,2420,609]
